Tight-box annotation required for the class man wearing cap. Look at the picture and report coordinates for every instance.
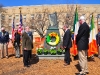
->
[76,16,90,75]
[0,27,9,59]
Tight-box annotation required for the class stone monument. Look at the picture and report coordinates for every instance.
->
[44,12,61,49]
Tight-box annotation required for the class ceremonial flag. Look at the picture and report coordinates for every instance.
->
[70,6,79,56]
[18,10,23,34]
[19,10,23,26]
[88,14,98,57]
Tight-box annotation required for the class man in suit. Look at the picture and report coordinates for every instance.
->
[76,16,90,75]
[0,27,9,59]
[22,26,33,67]
[27,30,33,59]
[13,29,21,58]
[62,25,72,66]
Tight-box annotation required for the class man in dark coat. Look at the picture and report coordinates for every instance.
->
[63,25,72,66]
[22,26,33,67]
[13,29,21,58]
[0,27,9,59]
[96,28,100,58]
[27,31,33,59]
[76,16,90,75]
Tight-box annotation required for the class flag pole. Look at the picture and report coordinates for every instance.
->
[19,7,22,14]
[19,7,23,27]
[0,14,1,31]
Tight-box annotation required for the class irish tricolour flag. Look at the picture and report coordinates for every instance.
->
[88,14,98,57]
[71,7,79,56]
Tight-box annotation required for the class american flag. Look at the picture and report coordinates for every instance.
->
[18,10,23,34]
[20,10,23,26]
[12,17,15,41]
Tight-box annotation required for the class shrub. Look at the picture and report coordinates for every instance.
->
[43,49,48,55]
[37,48,43,55]
[57,48,63,55]
[50,49,56,55]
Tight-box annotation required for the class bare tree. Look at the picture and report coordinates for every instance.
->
[28,4,98,38]
[0,4,4,13]
[0,4,5,25]
[29,5,76,38]
[57,4,76,31]
[0,4,6,27]
[29,8,50,38]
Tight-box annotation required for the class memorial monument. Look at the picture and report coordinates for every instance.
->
[44,12,61,49]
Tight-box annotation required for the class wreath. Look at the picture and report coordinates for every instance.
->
[46,32,60,46]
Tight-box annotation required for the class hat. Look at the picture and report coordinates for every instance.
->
[79,16,85,20]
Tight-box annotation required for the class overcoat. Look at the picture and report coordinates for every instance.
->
[76,22,90,50]
[63,29,72,49]
[22,32,33,50]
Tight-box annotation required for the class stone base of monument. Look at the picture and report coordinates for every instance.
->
[37,54,64,59]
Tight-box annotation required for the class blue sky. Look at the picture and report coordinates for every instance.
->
[0,0,100,7]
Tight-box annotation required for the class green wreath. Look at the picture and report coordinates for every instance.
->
[46,32,60,46]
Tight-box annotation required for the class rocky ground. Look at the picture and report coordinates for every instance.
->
[0,54,100,75]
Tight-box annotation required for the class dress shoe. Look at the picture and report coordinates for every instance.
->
[15,56,17,58]
[24,65,30,67]
[85,72,89,74]
[6,56,8,59]
[17,56,20,58]
[15,56,20,58]
[76,73,86,75]
[63,63,70,66]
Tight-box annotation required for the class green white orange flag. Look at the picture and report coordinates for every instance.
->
[70,6,79,56]
[88,14,98,57]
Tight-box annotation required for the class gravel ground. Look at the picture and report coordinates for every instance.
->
[0,40,100,75]
[0,54,100,75]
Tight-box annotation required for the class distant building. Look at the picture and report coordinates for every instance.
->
[1,4,100,37]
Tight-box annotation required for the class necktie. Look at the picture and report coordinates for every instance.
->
[2,32,4,36]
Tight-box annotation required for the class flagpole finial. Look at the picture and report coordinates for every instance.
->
[76,5,77,8]
[19,7,22,11]
[19,7,22,14]
[91,13,94,17]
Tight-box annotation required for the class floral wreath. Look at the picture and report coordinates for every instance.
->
[46,32,60,46]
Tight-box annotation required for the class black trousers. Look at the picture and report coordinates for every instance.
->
[64,48,70,64]
[23,50,31,66]
[29,50,32,58]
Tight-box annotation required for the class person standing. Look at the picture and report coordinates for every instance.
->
[22,26,33,67]
[62,25,72,66]
[0,27,9,59]
[27,30,33,59]
[96,28,100,58]
[76,16,90,75]
[13,29,21,58]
